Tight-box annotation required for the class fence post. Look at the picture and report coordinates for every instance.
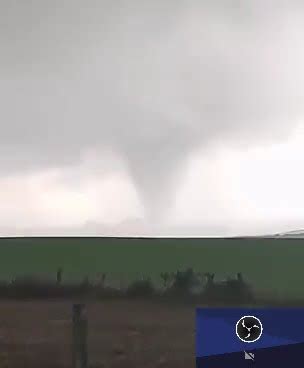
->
[72,303,88,368]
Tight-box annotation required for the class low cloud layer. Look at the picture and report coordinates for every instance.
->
[1,1,304,234]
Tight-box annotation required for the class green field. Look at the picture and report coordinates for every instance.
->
[0,237,303,298]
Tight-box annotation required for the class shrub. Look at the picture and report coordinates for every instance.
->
[203,272,254,304]
[160,272,171,289]
[126,277,155,298]
[169,268,200,295]
[9,275,57,298]
[56,267,63,285]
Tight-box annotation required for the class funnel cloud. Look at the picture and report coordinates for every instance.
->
[1,1,304,235]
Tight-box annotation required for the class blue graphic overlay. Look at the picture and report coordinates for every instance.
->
[196,308,304,367]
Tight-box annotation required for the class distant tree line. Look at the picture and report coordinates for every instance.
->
[0,266,257,304]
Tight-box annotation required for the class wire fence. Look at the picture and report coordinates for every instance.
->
[0,300,194,368]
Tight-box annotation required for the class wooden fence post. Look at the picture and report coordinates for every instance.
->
[72,303,88,368]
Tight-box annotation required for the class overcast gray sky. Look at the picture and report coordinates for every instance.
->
[1,0,304,236]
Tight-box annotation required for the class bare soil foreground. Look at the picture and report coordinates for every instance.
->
[0,300,195,368]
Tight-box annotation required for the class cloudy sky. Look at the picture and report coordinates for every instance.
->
[1,0,304,236]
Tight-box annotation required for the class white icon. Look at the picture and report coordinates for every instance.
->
[242,318,260,340]
[244,351,254,361]
[236,315,263,343]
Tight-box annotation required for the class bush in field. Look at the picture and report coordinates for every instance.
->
[56,267,63,285]
[0,269,254,303]
[7,275,87,299]
[126,277,155,298]
[99,272,107,288]
[203,272,254,303]
[168,268,200,295]
[10,275,56,298]
[160,272,172,289]
[0,281,9,298]
[79,275,93,295]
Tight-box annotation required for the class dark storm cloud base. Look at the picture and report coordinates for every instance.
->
[196,342,304,367]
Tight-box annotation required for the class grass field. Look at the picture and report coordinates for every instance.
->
[0,300,194,368]
[0,237,303,298]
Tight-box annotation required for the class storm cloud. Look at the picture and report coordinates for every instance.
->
[1,1,304,233]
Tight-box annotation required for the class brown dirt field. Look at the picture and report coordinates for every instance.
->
[0,300,195,368]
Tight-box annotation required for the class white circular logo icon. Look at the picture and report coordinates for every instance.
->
[236,315,263,343]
